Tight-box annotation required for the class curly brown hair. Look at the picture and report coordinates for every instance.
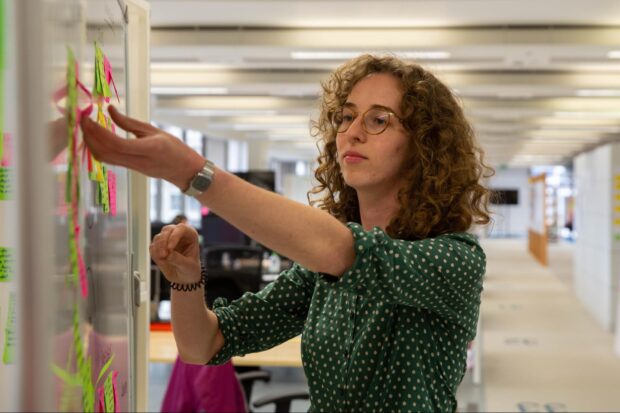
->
[308,54,494,241]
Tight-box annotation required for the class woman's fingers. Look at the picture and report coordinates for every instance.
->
[80,116,151,166]
[167,224,197,252]
[108,105,157,137]
[151,231,171,259]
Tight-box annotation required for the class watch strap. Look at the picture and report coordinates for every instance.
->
[183,159,215,197]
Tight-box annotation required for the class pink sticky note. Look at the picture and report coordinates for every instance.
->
[75,222,88,298]
[97,386,105,413]
[1,133,13,167]
[108,170,117,216]
[201,207,210,216]
[112,371,119,413]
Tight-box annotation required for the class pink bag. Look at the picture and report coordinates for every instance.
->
[161,357,248,413]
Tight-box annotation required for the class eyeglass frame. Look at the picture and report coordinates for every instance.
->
[332,104,404,135]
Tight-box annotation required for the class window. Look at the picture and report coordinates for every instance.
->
[149,125,207,227]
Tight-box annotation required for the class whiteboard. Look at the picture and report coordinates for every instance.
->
[2,1,148,409]
[0,0,19,411]
[47,1,132,411]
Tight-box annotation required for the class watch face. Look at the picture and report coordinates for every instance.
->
[193,175,211,191]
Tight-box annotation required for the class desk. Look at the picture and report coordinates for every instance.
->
[150,331,302,368]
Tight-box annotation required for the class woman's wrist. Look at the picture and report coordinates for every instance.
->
[170,264,206,292]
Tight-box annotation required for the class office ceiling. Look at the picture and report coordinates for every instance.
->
[147,0,620,167]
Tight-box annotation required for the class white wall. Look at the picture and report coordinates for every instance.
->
[487,167,531,238]
[574,142,620,333]
[282,174,313,206]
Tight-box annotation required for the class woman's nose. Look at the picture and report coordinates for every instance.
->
[343,116,366,142]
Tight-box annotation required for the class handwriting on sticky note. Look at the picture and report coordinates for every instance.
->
[3,291,16,364]
[0,247,13,282]
[0,166,12,201]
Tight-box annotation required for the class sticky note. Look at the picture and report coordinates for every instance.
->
[108,170,117,216]
[0,166,11,201]
[100,166,109,214]
[73,305,95,412]
[1,133,12,167]
[0,247,13,282]
[103,371,118,412]
[93,43,111,101]
[615,219,620,226]
[3,291,15,364]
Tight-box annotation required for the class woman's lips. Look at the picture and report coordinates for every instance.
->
[343,155,366,164]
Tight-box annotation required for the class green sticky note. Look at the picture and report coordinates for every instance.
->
[100,166,109,214]
[0,246,13,281]
[72,305,95,412]
[65,47,78,205]
[615,233,620,242]
[3,291,15,364]
[68,235,79,286]
[103,372,115,413]
[51,363,81,387]
[94,43,111,99]
[96,355,114,385]
[0,167,10,200]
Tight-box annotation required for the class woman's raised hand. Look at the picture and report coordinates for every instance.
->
[150,224,202,285]
[80,106,205,190]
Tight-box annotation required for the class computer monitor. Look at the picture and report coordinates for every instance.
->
[234,170,275,192]
[490,188,519,205]
[200,170,276,246]
[201,213,249,246]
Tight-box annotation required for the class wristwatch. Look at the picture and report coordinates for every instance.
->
[183,159,215,197]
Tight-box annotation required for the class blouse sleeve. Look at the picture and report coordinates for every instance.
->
[337,222,485,326]
[208,262,316,365]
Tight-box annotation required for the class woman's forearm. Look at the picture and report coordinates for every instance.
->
[170,287,224,364]
[196,167,356,275]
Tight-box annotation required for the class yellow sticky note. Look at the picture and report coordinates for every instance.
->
[615,219,620,226]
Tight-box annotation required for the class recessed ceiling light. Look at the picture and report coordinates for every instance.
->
[290,51,450,60]
[151,87,229,95]
[607,50,620,59]
[576,89,620,97]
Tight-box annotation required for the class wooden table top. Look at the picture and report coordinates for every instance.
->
[149,331,302,368]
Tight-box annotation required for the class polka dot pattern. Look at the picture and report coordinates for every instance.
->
[209,223,485,412]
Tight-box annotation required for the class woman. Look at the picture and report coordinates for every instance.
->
[82,54,492,412]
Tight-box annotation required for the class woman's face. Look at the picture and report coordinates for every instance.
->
[336,73,410,195]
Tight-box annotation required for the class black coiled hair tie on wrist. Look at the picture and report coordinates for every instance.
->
[169,264,207,292]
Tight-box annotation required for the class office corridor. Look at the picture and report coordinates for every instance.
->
[480,239,620,412]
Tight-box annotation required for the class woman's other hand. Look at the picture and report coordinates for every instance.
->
[150,224,201,285]
[80,105,205,190]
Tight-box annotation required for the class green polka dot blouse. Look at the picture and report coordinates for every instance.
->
[209,222,485,412]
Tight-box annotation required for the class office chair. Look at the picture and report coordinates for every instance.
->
[203,244,310,412]
[203,244,264,299]
[236,370,310,413]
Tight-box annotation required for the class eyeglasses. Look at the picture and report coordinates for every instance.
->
[332,106,402,135]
